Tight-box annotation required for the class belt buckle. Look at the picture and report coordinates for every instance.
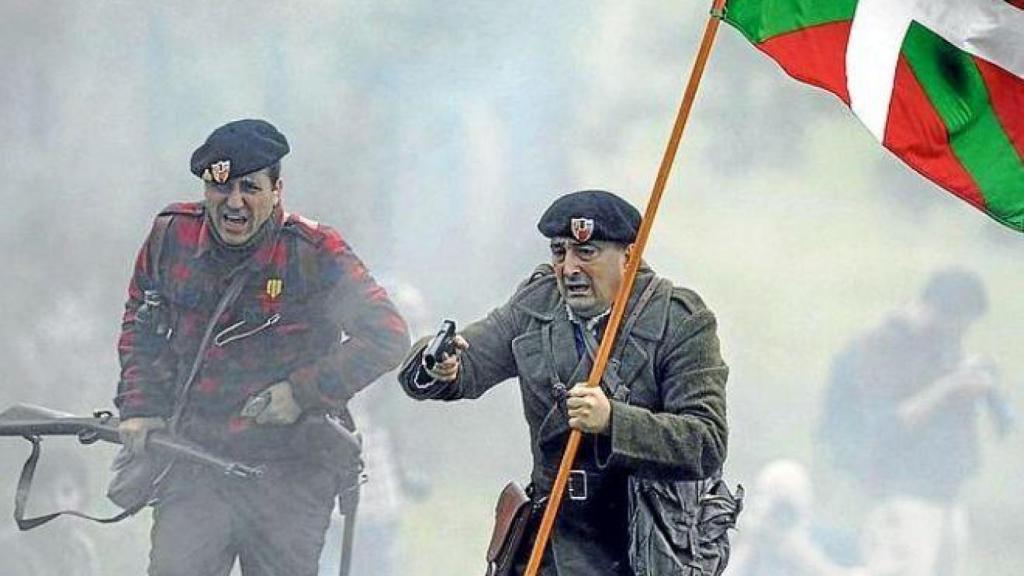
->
[567,469,588,501]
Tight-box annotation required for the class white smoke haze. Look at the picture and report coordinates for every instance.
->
[1,1,1021,575]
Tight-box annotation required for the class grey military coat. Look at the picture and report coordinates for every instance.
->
[399,264,733,575]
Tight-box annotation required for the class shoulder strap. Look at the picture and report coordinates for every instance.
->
[604,277,667,400]
[148,214,174,287]
[614,277,667,358]
[170,268,253,431]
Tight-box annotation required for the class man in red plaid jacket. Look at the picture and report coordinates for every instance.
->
[115,119,409,576]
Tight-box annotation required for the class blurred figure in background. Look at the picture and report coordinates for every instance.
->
[821,268,1013,576]
[726,459,865,576]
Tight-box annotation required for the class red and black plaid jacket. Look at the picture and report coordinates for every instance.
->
[116,202,409,458]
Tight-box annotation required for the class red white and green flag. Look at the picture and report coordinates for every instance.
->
[723,0,1024,232]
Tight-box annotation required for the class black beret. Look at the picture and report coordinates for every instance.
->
[190,119,290,183]
[537,190,642,244]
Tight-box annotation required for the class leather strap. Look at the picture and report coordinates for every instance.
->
[149,214,173,287]
[580,276,665,397]
[170,267,253,432]
[14,436,133,531]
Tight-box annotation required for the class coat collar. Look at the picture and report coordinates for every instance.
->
[194,205,284,272]
[512,263,671,342]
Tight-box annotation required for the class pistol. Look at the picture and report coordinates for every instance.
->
[423,320,457,370]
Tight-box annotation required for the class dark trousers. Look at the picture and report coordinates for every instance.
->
[511,514,632,576]
[148,459,339,576]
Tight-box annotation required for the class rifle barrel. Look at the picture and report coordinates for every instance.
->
[0,404,262,479]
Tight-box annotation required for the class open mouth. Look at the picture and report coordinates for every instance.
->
[221,211,250,234]
[565,283,592,298]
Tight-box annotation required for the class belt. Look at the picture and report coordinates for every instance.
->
[567,469,589,501]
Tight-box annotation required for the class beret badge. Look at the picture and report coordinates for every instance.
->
[209,160,231,184]
[571,217,594,243]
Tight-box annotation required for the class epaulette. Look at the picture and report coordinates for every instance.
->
[513,263,555,296]
[510,264,560,321]
[157,201,204,218]
[149,203,203,283]
[669,286,707,316]
[523,263,554,286]
[282,213,324,246]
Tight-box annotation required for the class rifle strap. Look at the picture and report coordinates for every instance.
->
[10,216,172,531]
[170,266,253,431]
[14,436,134,531]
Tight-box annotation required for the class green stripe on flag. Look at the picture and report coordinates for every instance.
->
[902,23,1024,228]
[725,0,858,44]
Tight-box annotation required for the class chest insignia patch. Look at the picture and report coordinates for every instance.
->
[265,278,283,299]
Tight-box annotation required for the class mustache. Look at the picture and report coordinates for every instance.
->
[219,206,250,218]
[562,274,591,288]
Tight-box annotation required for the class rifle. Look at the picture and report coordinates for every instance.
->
[0,404,262,530]
[0,404,263,478]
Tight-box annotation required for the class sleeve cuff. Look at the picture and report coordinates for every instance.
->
[114,389,171,420]
[603,399,648,469]
[413,365,439,389]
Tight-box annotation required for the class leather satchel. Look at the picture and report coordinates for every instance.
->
[627,474,744,576]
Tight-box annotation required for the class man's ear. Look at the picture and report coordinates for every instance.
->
[273,178,284,206]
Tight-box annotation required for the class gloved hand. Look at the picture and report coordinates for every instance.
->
[254,381,302,425]
[118,417,166,456]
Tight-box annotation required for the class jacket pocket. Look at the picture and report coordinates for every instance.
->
[511,330,549,386]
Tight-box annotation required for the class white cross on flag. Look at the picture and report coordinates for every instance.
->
[724,0,1024,232]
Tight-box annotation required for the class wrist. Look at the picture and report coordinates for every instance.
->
[598,401,616,436]
[288,368,330,410]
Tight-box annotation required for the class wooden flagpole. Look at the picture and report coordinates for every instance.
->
[522,0,729,573]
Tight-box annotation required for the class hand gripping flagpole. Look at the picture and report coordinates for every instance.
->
[522,0,729,573]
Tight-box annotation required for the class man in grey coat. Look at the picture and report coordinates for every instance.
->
[398,190,735,575]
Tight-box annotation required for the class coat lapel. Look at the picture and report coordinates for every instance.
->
[554,319,589,385]
[536,316,583,450]
[516,266,670,449]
